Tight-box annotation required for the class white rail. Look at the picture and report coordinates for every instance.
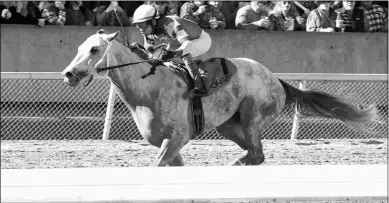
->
[1,72,388,81]
[1,72,388,140]
[1,72,107,80]
[1,165,387,203]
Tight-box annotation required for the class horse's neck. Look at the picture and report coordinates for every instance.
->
[107,41,155,110]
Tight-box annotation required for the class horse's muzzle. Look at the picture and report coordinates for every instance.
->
[62,70,80,87]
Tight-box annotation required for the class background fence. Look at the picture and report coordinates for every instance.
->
[1,72,387,140]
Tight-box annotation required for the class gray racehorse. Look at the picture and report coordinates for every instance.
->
[62,30,378,166]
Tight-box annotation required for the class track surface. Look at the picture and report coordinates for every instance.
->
[1,139,387,169]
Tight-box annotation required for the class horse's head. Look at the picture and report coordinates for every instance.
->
[62,29,119,87]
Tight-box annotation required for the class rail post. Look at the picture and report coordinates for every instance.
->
[291,80,307,140]
[102,50,116,140]
[102,83,116,140]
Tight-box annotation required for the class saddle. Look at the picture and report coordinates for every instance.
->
[165,58,237,138]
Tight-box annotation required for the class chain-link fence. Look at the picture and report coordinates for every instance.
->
[1,73,387,140]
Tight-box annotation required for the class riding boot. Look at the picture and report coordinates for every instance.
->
[182,54,207,99]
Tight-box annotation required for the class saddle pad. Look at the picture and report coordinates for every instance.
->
[168,57,238,97]
[196,58,237,96]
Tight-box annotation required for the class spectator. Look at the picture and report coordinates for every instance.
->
[330,1,343,10]
[166,1,182,16]
[41,1,66,26]
[65,1,92,26]
[334,1,365,32]
[180,1,226,29]
[24,1,43,25]
[306,1,335,32]
[235,1,272,30]
[96,1,130,26]
[81,1,100,24]
[373,1,388,9]
[119,1,143,24]
[269,1,306,31]
[264,1,276,12]
[92,1,109,26]
[218,1,240,29]
[294,1,317,18]
[144,1,169,16]
[207,1,226,29]
[0,1,26,24]
[239,2,250,9]
[144,1,181,17]
[359,1,388,32]
[180,1,205,22]
[1,2,15,24]
[81,1,96,11]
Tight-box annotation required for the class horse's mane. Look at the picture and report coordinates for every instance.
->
[114,39,150,60]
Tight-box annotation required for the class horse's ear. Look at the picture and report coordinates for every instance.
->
[105,31,120,42]
[97,29,105,34]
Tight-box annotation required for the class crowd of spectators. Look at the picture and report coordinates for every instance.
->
[1,1,387,33]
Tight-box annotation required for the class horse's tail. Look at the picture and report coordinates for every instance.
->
[278,78,380,134]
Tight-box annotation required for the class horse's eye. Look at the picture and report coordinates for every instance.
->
[90,46,99,53]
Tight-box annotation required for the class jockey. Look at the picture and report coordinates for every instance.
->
[132,4,212,99]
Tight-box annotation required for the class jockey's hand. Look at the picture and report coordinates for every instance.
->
[253,18,270,28]
[151,59,164,66]
[38,19,45,27]
[296,16,305,24]
[174,49,183,57]
[197,5,208,15]
[160,49,176,61]
[55,1,65,10]
[106,2,119,13]
[283,19,292,29]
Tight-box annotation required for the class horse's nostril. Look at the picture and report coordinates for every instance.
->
[65,72,74,78]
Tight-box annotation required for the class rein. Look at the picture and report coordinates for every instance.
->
[96,58,159,73]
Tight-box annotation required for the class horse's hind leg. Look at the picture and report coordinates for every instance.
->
[237,97,280,165]
[216,112,250,165]
[240,109,275,165]
[240,113,278,165]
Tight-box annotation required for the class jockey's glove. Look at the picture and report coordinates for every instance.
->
[150,59,164,66]
[160,49,176,61]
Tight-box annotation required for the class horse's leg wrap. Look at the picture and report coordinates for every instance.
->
[155,136,188,167]
[155,138,171,167]
[229,150,249,166]
[182,54,207,99]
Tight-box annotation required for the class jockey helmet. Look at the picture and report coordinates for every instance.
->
[132,4,159,24]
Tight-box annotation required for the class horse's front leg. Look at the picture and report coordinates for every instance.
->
[169,153,184,166]
[155,133,189,167]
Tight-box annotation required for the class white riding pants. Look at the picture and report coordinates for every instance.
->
[182,30,212,58]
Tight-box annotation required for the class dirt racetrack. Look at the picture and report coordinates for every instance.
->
[1,139,387,169]
[1,139,388,203]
